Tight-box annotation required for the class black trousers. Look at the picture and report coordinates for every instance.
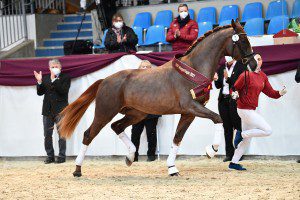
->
[218,96,242,158]
[131,117,158,157]
[43,115,66,159]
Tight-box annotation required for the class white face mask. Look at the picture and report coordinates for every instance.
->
[51,68,61,76]
[114,22,123,29]
[179,11,188,19]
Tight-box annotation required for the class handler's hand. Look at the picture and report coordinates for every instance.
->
[231,91,239,99]
[279,86,287,96]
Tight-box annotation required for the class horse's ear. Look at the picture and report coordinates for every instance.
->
[235,18,241,26]
[231,19,236,30]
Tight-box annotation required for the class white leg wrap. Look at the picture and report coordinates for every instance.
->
[168,166,179,175]
[119,132,136,162]
[167,143,179,167]
[75,144,88,166]
[212,123,223,147]
[205,145,218,158]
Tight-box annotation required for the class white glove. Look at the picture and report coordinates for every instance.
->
[231,91,239,99]
[279,86,287,96]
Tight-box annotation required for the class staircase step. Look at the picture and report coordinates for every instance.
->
[50,29,93,38]
[35,47,64,57]
[57,22,92,30]
[63,14,92,22]
[44,37,93,47]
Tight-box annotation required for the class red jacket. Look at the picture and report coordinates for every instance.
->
[166,18,198,51]
[234,71,281,110]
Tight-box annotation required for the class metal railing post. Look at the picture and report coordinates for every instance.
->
[21,0,28,40]
[62,0,66,15]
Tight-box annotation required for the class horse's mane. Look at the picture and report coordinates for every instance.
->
[183,24,232,56]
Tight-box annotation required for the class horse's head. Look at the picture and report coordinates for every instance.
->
[225,19,257,70]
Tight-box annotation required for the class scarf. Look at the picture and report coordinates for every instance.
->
[177,14,190,29]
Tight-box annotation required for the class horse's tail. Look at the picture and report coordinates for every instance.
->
[58,79,103,139]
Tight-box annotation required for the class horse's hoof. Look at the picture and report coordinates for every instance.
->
[169,172,180,177]
[73,171,82,177]
[206,152,211,159]
[125,156,133,167]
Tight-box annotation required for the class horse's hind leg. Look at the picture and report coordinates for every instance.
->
[73,106,120,177]
[167,114,195,176]
[111,109,147,166]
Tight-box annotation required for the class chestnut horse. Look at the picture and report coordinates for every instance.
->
[59,20,256,177]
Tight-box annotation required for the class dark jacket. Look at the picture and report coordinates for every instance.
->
[214,60,246,101]
[37,73,71,116]
[296,66,300,83]
[104,25,138,53]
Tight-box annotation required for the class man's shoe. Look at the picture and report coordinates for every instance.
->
[44,157,55,164]
[55,157,66,164]
[223,156,232,162]
[147,156,156,162]
[228,162,246,171]
[297,160,300,163]
[234,130,243,149]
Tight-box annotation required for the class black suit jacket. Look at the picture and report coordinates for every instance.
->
[214,60,246,101]
[37,73,71,116]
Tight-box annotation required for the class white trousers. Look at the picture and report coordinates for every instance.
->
[232,109,272,163]
[80,0,86,9]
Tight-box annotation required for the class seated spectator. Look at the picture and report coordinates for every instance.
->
[104,13,138,53]
[166,3,198,51]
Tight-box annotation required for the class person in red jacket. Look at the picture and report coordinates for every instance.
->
[166,4,198,51]
[229,54,287,170]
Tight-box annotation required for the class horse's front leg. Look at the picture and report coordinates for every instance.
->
[167,114,195,176]
[186,101,223,158]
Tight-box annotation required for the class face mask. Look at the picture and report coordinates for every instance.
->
[179,11,188,19]
[51,68,61,75]
[114,22,123,29]
[225,56,233,63]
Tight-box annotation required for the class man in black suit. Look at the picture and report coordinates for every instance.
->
[34,59,71,164]
[214,56,246,162]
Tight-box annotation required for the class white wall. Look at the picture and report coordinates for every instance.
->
[0,55,299,157]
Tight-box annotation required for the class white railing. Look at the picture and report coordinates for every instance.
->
[0,0,28,51]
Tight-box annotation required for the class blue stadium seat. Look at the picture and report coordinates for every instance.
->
[266,0,288,20]
[154,10,173,28]
[219,20,232,26]
[133,26,143,45]
[141,25,168,46]
[133,12,152,29]
[267,16,289,34]
[197,7,217,24]
[241,2,263,22]
[189,9,195,20]
[198,22,213,38]
[291,0,300,18]
[244,18,265,36]
[219,5,239,24]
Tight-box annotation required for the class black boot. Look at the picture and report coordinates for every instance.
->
[44,157,55,164]
[147,155,156,162]
[223,156,232,162]
[55,157,66,164]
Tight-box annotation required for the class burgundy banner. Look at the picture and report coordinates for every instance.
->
[0,43,299,86]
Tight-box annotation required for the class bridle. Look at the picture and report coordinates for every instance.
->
[231,31,256,95]
[231,31,255,65]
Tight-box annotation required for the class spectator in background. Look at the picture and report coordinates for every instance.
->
[104,13,138,53]
[34,59,71,164]
[131,60,161,162]
[166,3,198,51]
